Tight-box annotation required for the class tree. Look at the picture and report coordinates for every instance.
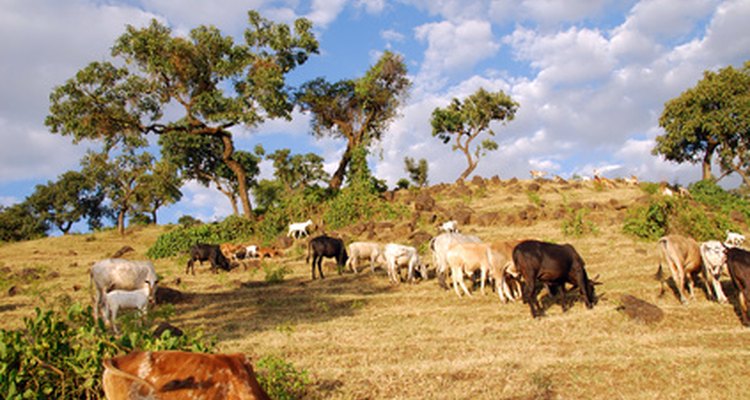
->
[159,132,260,216]
[0,203,48,242]
[266,148,328,191]
[431,87,519,181]
[27,170,105,234]
[654,62,750,183]
[404,157,429,187]
[46,11,319,218]
[82,147,154,235]
[296,51,411,190]
[133,160,183,224]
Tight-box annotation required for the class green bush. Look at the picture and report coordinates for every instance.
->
[147,215,255,259]
[690,179,750,220]
[622,198,673,241]
[0,303,215,400]
[255,355,311,400]
[264,264,290,284]
[561,208,598,237]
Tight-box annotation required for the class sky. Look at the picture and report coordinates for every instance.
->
[1,0,749,229]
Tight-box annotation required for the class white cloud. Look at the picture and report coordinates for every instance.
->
[381,29,406,43]
[306,0,348,27]
[355,0,388,14]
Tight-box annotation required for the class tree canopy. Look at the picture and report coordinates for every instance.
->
[45,11,318,218]
[404,157,429,187]
[27,170,105,234]
[296,51,411,190]
[654,61,750,183]
[431,87,518,181]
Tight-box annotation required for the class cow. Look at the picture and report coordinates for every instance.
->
[438,220,459,234]
[655,234,703,303]
[726,247,750,326]
[90,258,158,323]
[700,240,729,303]
[346,241,385,273]
[306,235,348,280]
[490,239,527,302]
[220,243,245,262]
[102,350,270,400]
[726,230,746,247]
[430,232,482,289]
[445,242,498,297]
[186,244,232,275]
[383,243,422,284]
[513,240,596,318]
[103,286,151,334]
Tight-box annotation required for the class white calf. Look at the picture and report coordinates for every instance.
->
[726,231,745,247]
[287,219,313,239]
[700,240,729,303]
[384,243,422,284]
[90,259,158,322]
[445,242,499,297]
[346,242,384,273]
[104,286,151,334]
[439,220,459,234]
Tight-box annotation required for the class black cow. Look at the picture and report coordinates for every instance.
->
[306,235,348,280]
[512,240,596,318]
[186,244,232,275]
[726,247,750,326]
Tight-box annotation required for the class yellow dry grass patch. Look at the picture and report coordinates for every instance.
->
[1,180,750,399]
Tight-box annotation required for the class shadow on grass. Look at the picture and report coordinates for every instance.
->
[165,271,397,341]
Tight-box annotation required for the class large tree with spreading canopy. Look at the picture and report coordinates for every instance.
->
[45,11,318,218]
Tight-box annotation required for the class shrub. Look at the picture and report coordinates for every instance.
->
[622,198,672,241]
[690,179,750,220]
[264,264,290,284]
[255,355,311,400]
[0,303,215,400]
[178,215,202,227]
[147,216,255,259]
[561,208,598,237]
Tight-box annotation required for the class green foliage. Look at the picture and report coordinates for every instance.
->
[27,170,106,234]
[640,182,660,195]
[255,355,311,400]
[0,203,48,243]
[623,198,672,241]
[527,191,542,206]
[404,157,429,187]
[396,178,410,190]
[178,215,202,227]
[0,303,214,400]
[263,264,290,284]
[147,215,255,258]
[561,208,598,237]
[690,179,750,219]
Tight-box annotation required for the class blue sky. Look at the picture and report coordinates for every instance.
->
[1,0,749,230]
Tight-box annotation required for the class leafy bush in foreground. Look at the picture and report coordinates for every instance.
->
[255,355,311,400]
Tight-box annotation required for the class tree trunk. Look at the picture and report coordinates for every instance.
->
[219,133,253,218]
[59,221,72,235]
[702,142,715,180]
[151,210,158,225]
[458,136,477,181]
[117,209,126,235]
[329,144,353,191]
[459,158,477,181]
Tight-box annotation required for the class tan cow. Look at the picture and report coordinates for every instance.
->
[490,239,527,302]
[102,350,270,400]
[346,241,385,273]
[656,234,703,303]
[446,242,504,297]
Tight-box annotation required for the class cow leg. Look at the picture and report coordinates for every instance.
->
[523,276,541,317]
[480,267,487,295]
[311,255,318,280]
[712,277,728,303]
[451,267,464,297]
[317,256,325,280]
[458,268,473,297]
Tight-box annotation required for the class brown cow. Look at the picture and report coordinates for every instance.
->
[102,350,270,400]
[726,247,750,326]
[656,234,703,303]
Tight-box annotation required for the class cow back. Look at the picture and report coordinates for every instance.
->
[103,351,270,400]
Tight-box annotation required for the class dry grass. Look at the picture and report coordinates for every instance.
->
[2,179,750,399]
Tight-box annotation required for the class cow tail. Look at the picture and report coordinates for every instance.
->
[103,357,157,394]
[306,239,311,265]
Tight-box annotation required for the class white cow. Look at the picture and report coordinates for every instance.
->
[90,259,158,322]
[287,219,314,239]
[346,242,385,273]
[700,240,729,303]
[384,243,422,284]
[726,231,746,247]
[439,220,459,234]
[430,233,482,288]
[104,286,151,334]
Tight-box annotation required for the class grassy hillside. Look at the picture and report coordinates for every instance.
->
[2,178,750,399]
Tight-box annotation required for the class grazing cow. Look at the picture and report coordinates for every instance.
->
[439,220,459,234]
[102,350,270,400]
[726,247,750,326]
[346,241,385,273]
[186,244,231,275]
[257,246,282,259]
[90,259,158,323]
[513,240,596,318]
[726,230,746,247]
[445,242,498,297]
[383,243,423,284]
[700,240,729,303]
[220,243,245,262]
[288,219,314,239]
[306,235,348,280]
[490,239,527,302]
[104,286,151,334]
[430,233,482,288]
[655,234,703,303]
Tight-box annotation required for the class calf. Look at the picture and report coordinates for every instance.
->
[656,234,702,303]
[103,286,150,334]
[102,350,270,400]
[186,244,231,275]
[513,240,596,318]
[383,243,422,284]
[700,240,729,303]
[726,247,750,326]
[306,235,348,280]
[220,243,244,262]
[90,259,158,323]
[439,220,459,234]
[346,241,385,273]
[445,242,497,297]
[726,230,745,247]
[430,233,482,288]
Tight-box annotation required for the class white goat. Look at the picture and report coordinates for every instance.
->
[346,242,385,273]
[287,219,313,239]
[439,220,459,234]
[726,230,745,247]
[104,286,151,334]
[384,243,422,284]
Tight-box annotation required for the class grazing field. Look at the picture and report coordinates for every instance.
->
[2,179,750,399]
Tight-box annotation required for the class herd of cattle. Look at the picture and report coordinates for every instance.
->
[88,218,750,399]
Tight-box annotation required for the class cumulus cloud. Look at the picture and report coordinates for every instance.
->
[306,0,348,27]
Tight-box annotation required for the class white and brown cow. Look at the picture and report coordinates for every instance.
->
[102,350,270,400]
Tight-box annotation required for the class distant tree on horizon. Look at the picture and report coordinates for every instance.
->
[654,61,750,184]
[296,51,411,190]
[0,203,49,242]
[133,159,183,225]
[404,157,429,187]
[45,11,319,219]
[431,87,519,181]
